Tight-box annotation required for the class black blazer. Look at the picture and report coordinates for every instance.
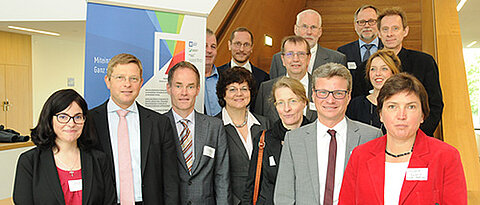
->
[337,39,384,78]
[352,48,444,136]
[215,111,270,205]
[13,147,116,205]
[241,117,310,205]
[88,101,180,204]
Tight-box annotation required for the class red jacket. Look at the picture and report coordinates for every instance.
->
[339,129,467,205]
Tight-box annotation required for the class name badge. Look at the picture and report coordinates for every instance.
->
[347,62,357,70]
[203,146,215,158]
[309,102,316,111]
[269,156,276,166]
[406,168,428,181]
[68,179,82,192]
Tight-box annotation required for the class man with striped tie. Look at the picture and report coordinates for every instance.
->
[165,61,232,205]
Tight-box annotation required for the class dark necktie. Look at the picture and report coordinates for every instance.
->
[324,129,337,205]
[362,44,374,62]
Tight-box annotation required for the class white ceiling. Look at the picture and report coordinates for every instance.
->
[458,0,480,48]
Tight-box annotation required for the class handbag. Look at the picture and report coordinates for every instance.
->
[253,130,266,205]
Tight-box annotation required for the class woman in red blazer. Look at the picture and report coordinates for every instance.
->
[339,73,467,205]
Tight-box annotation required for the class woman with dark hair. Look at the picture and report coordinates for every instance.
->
[347,49,401,132]
[13,89,115,205]
[339,73,467,204]
[242,77,311,205]
[215,66,270,204]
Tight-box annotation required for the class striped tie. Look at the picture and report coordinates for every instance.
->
[179,119,194,174]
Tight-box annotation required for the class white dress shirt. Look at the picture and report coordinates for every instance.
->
[107,99,142,202]
[231,59,252,73]
[384,162,409,205]
[316,118,347,205]
[172,109,196,163]
[308,44,318,74]
[221,107,260,159]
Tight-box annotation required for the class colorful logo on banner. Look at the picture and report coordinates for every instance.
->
[154,12,186,74]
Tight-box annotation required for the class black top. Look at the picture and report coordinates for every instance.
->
[241,117,311,205]
[346,96,385,134]
[352,48,444,136]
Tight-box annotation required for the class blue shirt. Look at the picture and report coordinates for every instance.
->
[359,37,380,61]
[204,65,222,116]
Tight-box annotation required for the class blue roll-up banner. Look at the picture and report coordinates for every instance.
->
[84,2,205,113]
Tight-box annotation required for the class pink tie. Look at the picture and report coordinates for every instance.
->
[117,110,134,204]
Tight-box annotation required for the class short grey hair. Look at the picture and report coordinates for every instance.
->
[296,9,322,27]
[312,63,352,91]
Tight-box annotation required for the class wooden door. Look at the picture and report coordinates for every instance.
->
[5,65,32,135]
[0,65,5,126]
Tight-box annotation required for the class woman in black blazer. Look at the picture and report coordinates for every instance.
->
[242,77,311,205]
[13,89,115,205]
[215,67,270,205]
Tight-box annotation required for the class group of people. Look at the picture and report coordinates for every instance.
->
[12,5,467,205]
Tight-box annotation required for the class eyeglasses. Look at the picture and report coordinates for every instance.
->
[227,86,249,94]
[314,89,348,99]
[274,98,301,108]
[111,75,141,83]
[356,19,377,26]
[55,113,85,124]
[231,41,252,48]
[296,24,320,31]
[282,51,309,59]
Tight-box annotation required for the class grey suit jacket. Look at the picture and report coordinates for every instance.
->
[215,111,270,205]
[254,75,317,124]
[269,44,347,79]
[166,110,232,205]
[273,118,381,205]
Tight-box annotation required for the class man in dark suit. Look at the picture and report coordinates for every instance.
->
[274,63,381,205]
[337,5,384,77]
[88,53,180,204]
[165,61,231,205]
[218,27,269,92]
[255,35,317,123]
[352,7,444,136]
[269,9,346,79]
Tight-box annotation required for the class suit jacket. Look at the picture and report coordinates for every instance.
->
[269,44,347,79]
[13,147,116,205]
[215,111,270,205]
[254,75,317,124]
[218,62,270,92]
[337,39,384,78]
[242,118,311,205]
[273,118,381,205]
[88,101,180,204]
[352,47,444,136]
[166,110,232,205]
[338,130,467,205]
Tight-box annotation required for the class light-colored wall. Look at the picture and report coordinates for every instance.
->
[0,146,34,200]
[31,34,85,124]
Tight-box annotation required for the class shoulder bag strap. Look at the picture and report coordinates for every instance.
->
[253,130,266,205]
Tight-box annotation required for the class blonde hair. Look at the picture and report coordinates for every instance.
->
[365,49,402,82]
[271,77,308,104]
[106,53,143,78]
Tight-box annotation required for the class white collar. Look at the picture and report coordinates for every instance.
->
[222,107,260,127]
[107,97,138,114]
[231,59,252,72]
[172,109,195,124]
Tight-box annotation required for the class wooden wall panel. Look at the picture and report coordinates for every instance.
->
[215,0,307,72]
[306,0,422,51]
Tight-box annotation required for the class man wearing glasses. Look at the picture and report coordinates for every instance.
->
[352,7,443,137]
[88,53,180,204]
[269,9,346,79]
[254,35,317,123]
[274,63,381,205]
[337,5,384,76]
[218,27,269,92]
